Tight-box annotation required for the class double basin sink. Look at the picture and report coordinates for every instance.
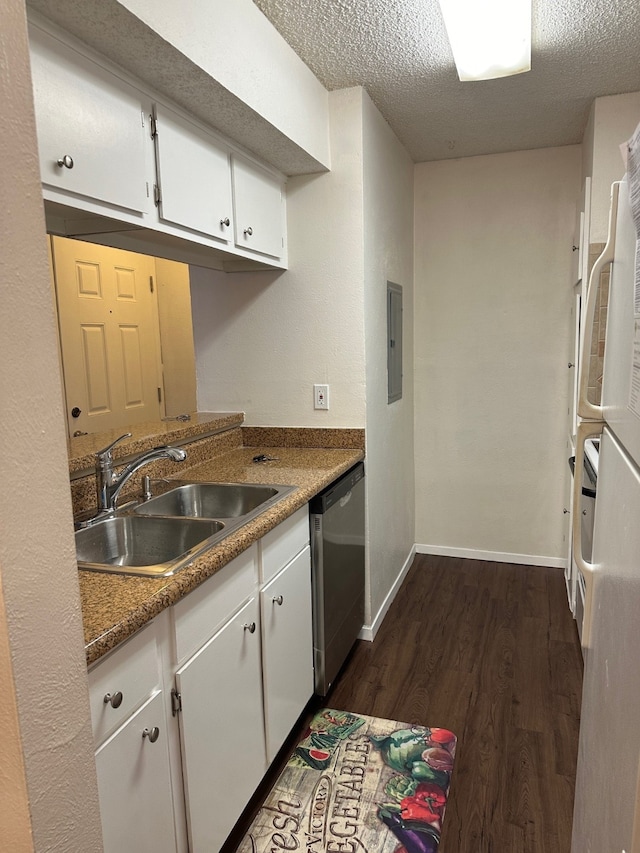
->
[76,481,296,578]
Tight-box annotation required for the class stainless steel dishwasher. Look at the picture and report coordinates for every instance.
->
[309,461,365,696]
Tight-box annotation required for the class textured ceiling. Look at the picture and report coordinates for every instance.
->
[253,0,640,162]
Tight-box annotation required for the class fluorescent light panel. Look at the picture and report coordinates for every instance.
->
[437,0,531,81]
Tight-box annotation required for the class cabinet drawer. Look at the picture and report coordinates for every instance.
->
[172,543,258,665]
[259,505,309,584]
[88,620,161,747]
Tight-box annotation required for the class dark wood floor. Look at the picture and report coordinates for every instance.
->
[227,554,584,853]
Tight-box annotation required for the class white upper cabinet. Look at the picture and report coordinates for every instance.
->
[232,155,286,259]
[28,17,288,271]
[153,104,234,243]
[29,24,149,215]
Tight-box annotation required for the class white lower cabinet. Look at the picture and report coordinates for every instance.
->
[95,691,178,853]
[88,508,313,853]
[261,544,313,763]
[176,596,266,852]
[88,615,180,853]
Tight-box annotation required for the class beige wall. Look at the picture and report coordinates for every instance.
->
[0,1,102,849]
[414,146,581,564]
[362,92,415,629]
[0,580,32,851]
[155,258,197,417]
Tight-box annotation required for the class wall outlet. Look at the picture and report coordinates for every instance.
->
[314,384,329,410]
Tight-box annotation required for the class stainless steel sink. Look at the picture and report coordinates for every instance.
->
[76,481,296,577]
[134,482,281,519]
[76,515,225,577]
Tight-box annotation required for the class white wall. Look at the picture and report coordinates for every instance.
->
[587,91,640,242]
[414,146,581,565]
[362,92,415,628]
[0,1,102,848]
[191,88,366,428]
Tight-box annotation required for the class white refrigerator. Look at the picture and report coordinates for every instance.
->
[571,176,640,852]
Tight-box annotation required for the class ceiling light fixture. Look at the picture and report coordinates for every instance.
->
[437,0,531,81]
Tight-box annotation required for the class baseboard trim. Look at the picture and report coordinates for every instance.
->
[415,543,566,569]
[359,545,416,643]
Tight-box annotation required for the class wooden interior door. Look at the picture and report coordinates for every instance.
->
[52,237,163,435]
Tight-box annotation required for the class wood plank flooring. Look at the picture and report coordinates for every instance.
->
[226,554,584,853]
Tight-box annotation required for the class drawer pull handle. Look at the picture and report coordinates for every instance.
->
[56,154,74,169]
[103,691,123,709]
[243,226,253,237]
[243,621,256,633]
[220,217,230,227]
[273,595,284,606]
[142,726,160,743]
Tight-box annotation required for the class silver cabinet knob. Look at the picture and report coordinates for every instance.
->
[220,217,230,227]
[272,595,284,605]
[142,726,160,743]
[243,226,253,237]
[243,621,256,633]
[103,691,123,709]
[56,154,74,169]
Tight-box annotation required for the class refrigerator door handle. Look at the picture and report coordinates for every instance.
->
[577,181,620,422]
[572,420,605,648]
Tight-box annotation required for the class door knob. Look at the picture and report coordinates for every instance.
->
[71,407,81,418]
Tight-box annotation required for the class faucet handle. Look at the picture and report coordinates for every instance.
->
[95,433,132,464]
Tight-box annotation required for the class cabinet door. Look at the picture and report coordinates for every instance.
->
[154,104,234,241]
[176,597,266,852]
[29,24,148,214]
[261,545,314,763]
[232,155,284,259]
[95,691,178,853]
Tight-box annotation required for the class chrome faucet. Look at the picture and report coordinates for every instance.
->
[94,433,187,516]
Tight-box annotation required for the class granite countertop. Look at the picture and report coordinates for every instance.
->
[80,445,364,666]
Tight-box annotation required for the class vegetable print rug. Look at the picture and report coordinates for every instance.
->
[236,708,457,853]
